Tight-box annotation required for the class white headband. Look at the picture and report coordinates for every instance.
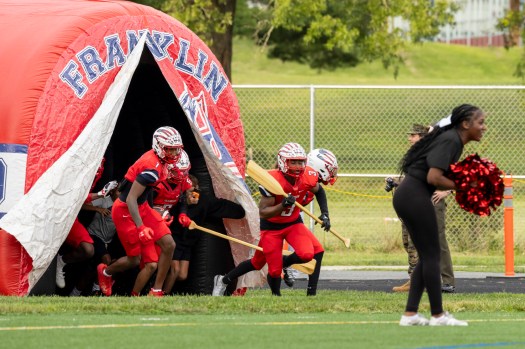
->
[437,114,452,128]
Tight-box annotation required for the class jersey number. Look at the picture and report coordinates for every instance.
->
[281,204,295,217]
[280,194,298,217]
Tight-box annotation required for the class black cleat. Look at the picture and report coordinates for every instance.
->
[283,267,295,287]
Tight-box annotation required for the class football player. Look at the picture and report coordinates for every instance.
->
[287,148,338,293]
[148,150,193,295]
[213,143,330,296]
[55,158,117,292]
[97,126,184,297]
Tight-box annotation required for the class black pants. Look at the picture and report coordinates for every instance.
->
[393,175,443,315]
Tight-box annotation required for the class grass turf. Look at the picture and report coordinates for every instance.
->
[1,291,525,349]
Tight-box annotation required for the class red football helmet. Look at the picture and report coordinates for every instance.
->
[152,126,183,164]
[277,142,307,178]
[307,148,338,185]
[167,150,191,183]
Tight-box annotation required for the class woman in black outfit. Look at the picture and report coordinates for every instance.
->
[394,104,487,326]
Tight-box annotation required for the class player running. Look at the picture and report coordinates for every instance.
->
[282,148,338,293]
[97,126,183,296]
[213,143,332,296]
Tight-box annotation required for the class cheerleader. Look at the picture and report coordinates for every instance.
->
[394,104,487,326]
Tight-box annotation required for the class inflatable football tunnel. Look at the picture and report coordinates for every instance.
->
[0,0,261,296]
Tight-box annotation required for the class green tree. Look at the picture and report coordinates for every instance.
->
[258,0,458,76]
[131,0,236,80]
[131,0,457,79]
[496,0,525,80]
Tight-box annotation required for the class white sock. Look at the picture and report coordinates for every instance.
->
[103,269,111,277]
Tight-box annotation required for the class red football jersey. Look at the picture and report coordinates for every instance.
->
[261,166,318,224]
[124,149,167,186]
[152,176,193,212]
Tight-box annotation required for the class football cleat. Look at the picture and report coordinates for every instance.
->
[96,263,112,297]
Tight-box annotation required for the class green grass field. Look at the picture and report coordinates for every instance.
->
[232,37,524,85]
[2,292,525,348]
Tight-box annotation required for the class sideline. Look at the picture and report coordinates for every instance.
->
[318,267,525,280]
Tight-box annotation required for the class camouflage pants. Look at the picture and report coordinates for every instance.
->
[401,199,455,286]
[401,223,418,276]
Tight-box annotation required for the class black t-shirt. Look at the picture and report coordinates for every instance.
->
[407,129,463,185]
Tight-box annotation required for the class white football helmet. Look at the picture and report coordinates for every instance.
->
[277,142,307,178]
[152,126,183,164]
[307,148,338,185]
[167,150,191,183]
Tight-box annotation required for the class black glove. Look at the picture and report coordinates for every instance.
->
[281,194,296,208]
[317,213,331,231]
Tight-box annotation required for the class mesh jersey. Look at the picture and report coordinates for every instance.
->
[259,166,318,224]
[152,176,193,212]
[119,149,167,204]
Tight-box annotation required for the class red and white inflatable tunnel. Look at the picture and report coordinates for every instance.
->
[0,0,260,296]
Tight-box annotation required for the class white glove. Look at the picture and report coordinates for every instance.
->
[98,180,118,197]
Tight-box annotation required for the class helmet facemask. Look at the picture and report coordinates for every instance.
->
[167,150,191,183]
[161,146,182,164]
[152,126,183,164]
[277,143,307,178]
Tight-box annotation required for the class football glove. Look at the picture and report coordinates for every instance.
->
[98,180,118,197]
[317,213,331,232]
[178,213,192,228]
[282,194,296,208]
[137,225,154,244]
[164,214,174,227]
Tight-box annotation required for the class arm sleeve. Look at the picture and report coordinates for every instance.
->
[178,192,188,215]
[259,185,273,197]
[314,185,329,215]
[136,168,160,186]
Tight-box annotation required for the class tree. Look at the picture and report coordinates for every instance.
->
[132,0,236,80]
[132,0,457,79]
[255,0,458,77]
[496,1,525,80]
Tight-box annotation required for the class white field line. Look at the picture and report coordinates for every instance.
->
[1,318,525,331]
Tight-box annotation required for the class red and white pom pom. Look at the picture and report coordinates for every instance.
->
[446,154,504,216]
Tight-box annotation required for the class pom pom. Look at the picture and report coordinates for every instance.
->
[446,154,504,216]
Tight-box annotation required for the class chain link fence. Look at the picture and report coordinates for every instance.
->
[234,85,525,254]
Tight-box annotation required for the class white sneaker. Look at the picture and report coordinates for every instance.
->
[56,255,66,289]
[399,313,429,326]
[212,275,227,296]
[429,312,468,326]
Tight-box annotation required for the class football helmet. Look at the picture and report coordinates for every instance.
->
[167,150,191,183]
[152,126,183,164]
[277,143,307,178]
[307,148,338,185]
